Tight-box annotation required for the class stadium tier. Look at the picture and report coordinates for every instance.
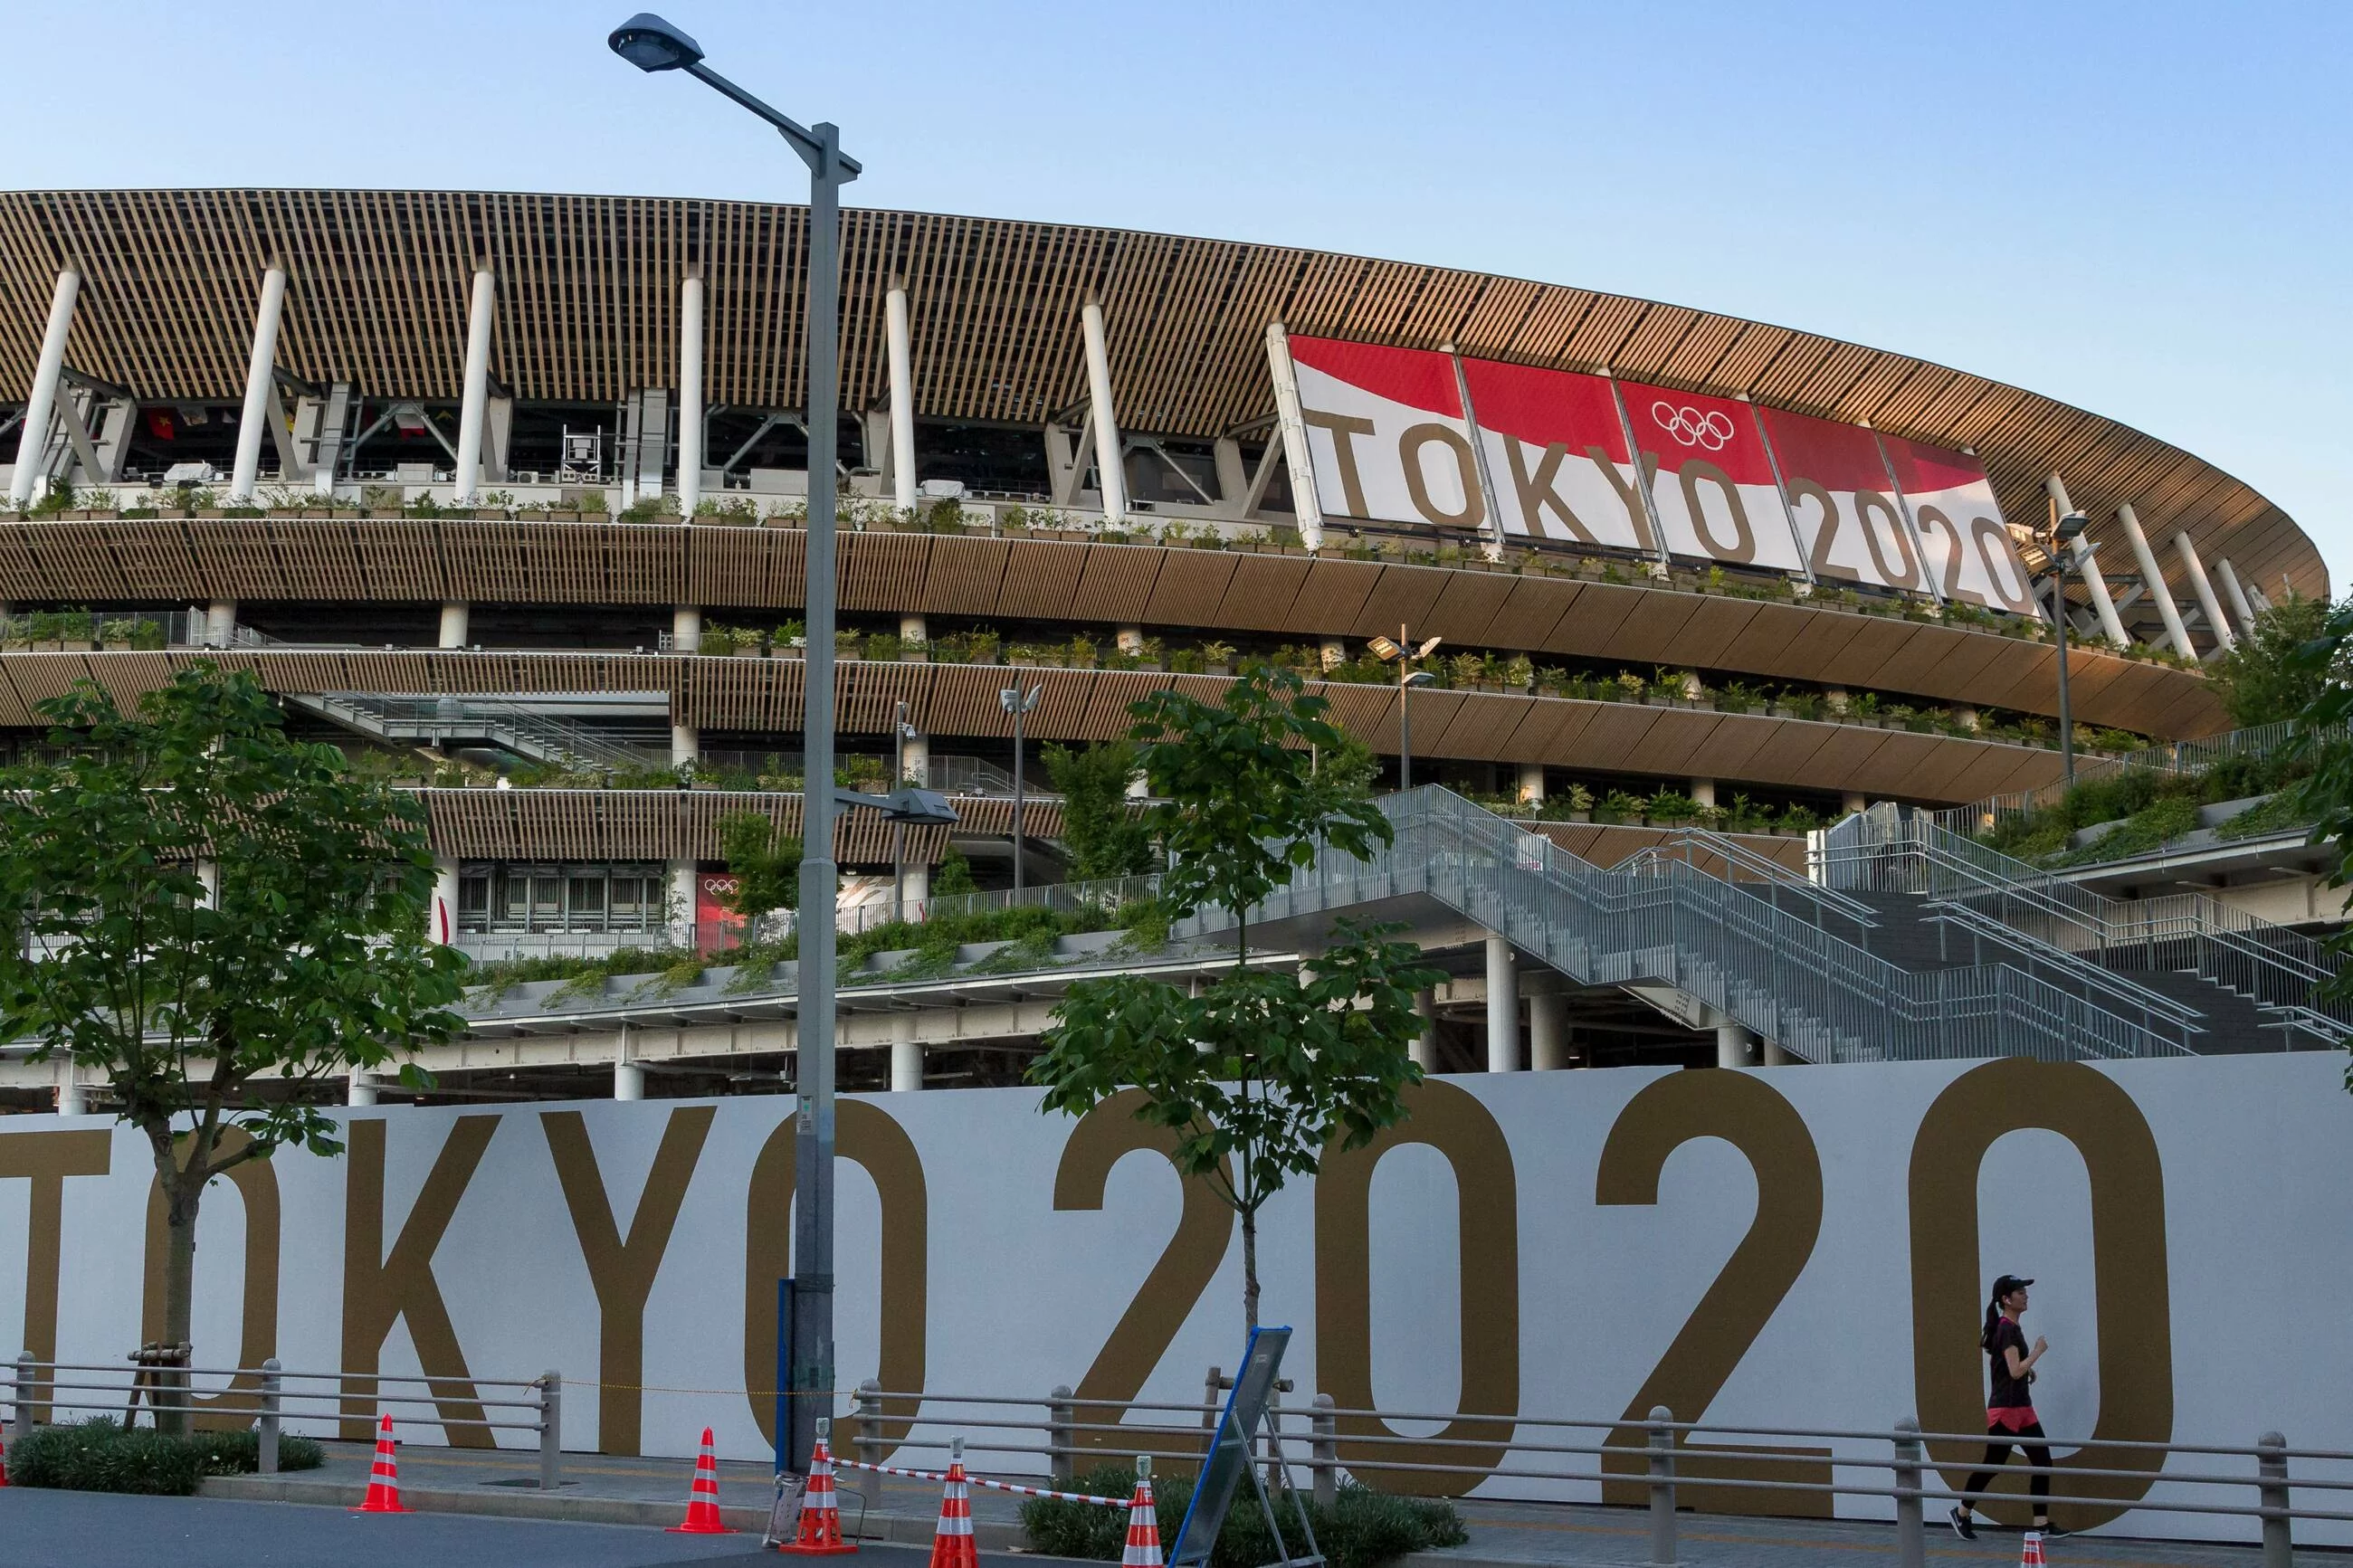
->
[0,188,2334,1100]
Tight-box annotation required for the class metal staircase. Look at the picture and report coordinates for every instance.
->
[1181,787,2197,1065]
[1822,803,2347,1049]
[288,691,670,774]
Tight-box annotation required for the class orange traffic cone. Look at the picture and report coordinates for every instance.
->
[928,1438,977,1568]
[668,1426,734,1535]
[2021,1531,2047,1568]
[351,1413,409,1514]
[1122,1456,1163,1568]
[778,1419,858,1555]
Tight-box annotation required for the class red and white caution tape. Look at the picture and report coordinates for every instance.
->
[833,1456,1125,1507]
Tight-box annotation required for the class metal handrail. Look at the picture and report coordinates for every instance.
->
[1175,787,2189,1065]
[1620,825,1880,928]
[288,689,670,774]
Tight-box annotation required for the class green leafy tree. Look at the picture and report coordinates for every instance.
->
[1042,739,1155,879]
[716,811,803,924]
[1029,669,1438,1328]
[2214,592,2335,727]
[932,845,977,896]
[0,668,465,1428]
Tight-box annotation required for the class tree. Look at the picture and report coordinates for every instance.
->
[2213,592,2335,728]
[1028,669,1438,1329]
[0,667,465,1428]
[717,811,803,927]
[1042,739,1155,879]
[932,844,977,896]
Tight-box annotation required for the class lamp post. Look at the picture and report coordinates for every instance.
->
[891,699,919,923]
[2035,505,2090,790]
[1369,625,1442,789]
[609,10,861,1476]
[1001,679,1042,892]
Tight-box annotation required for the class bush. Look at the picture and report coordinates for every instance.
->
[6,1417,325,1494]
[1021,1466,1463,1568]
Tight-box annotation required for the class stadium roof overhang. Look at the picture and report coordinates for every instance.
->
[0,186,2323,601]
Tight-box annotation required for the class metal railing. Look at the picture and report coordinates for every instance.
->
[1824,803,2347,1041]
[844,1381,2342,1565]
[1183,787,2193,1064]
[5,1353,563,1491]
[288,690,671,774]
[1934,718,2336,836]
[1621,826,1880,932]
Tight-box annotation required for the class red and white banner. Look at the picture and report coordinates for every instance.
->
[1287,336,1486,531]
[1616,380,1805,573]
[1756,407,1928,593]
[1462,359,1652,551]
[1881,436,2035,613]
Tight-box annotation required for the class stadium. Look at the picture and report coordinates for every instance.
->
[0,186,2339,1107]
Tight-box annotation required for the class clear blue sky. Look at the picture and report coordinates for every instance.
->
[8,0,2347,590]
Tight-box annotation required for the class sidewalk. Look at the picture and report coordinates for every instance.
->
[202,1442,2297,1568]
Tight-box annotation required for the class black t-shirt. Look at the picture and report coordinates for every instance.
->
[1986,1316,2034,1408]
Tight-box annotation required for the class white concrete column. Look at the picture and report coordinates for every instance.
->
[227,264,290,504]
[55,1066,88,1116]
[900,613,929,649]
[614,1060,645,1100]
[1715,1021,1749,1069]
[2174,533,2235,653]
[452,267,497,504]
[1761,1039,1793,1068]
[900,727,929,784]
[667,861,698,947]
[1319,638,1347,670]
[1485,936,1519,1071]
[677,272,705,517]
[887,275,919,515]
[9,266,80,508]
[1690,778,1717,809]
[672,725,700,769]
[1842,791,1867,816]
[1080,293,1127,525]
[438,603,471,649]
[348,1071,378,1107]
[1528,990,1569,1070]
[1517,763,1546,805]
[2116,505,2193,659]
[1411,988,1436,1070]
[205,600,238,648]
[672,605,701,654]
[891,1014,922,1092]
[900,859,930,915]
[430,858,461,946]
[2215,558,2259,636]
[2048,470,2128,646]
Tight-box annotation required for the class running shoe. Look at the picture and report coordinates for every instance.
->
[1948,1507,1977,1540]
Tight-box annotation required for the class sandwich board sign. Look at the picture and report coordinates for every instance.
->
[1167,1326,1323,1568]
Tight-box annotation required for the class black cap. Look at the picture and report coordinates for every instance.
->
[1992,1274,2034,1297]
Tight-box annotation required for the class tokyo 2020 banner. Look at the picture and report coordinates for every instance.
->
[2,1053,2348,1544]
[1272,332,2034,614]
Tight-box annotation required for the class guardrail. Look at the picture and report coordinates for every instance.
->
[5,1354,563,1492]
[9,1354,2345,1563]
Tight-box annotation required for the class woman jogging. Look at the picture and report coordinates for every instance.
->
[1949,1274,2066,1539]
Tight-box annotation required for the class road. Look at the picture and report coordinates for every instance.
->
[0,1488,948,1568]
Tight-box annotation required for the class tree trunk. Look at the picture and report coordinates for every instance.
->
[1242,1203,1259,1332]
[150,1130,207,1438]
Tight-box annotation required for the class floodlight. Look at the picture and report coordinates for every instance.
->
[1404,670,1438,689]
[2056,510,2090,544]
[1415,635,1443,658]
[608,13,703,71]
[1368,635,1402,660]
[999,683,1042,714]
[834,784,959,826]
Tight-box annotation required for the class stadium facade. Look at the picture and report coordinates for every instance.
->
[0,188,2336,1105]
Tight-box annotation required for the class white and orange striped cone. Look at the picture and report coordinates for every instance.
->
[351,1413,409,1514]
[928,1437,977,1568]
[778,1419,858,1555]
[668,1425,734,1535]
[1122,1456,1163,1568]
[2021,1531,2047,1568]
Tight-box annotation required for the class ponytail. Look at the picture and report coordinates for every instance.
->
[1979,1295,2004,1354]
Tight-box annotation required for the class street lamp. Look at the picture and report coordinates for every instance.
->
[1001,679,1043,893]
[2029,504,2091,789]
[890,700,920,922]
[1369,627,1442,789]
[610,10,862,1477]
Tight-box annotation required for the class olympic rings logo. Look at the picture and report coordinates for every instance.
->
[1651,401,1736,451]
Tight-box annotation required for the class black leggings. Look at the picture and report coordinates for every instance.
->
[1963,1421,2052,1513]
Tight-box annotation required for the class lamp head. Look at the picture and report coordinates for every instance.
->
[608,12,703,71]
[1367,635,1401,661]
[1416,635,1443,658]
[2056,509,2090,544]
[1404,670,1438,689]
